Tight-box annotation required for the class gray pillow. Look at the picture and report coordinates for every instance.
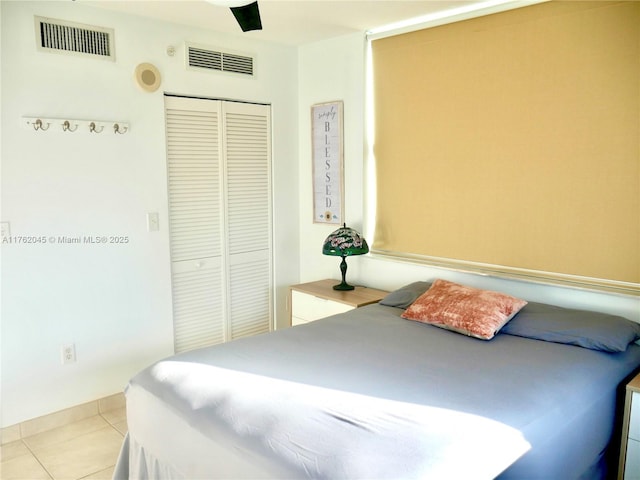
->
[379,281,432,309]
[501,301,640,352]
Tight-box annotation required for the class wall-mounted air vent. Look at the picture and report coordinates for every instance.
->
[35,16,115,60]
[186,43,254,77]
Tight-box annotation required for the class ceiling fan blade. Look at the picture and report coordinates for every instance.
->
[230,1,262,32]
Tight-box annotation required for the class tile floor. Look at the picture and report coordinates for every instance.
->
[1,404,126,480]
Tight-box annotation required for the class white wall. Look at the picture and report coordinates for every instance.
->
[298,34,640,322]
[0,0,299,427]
[298,33,369,283]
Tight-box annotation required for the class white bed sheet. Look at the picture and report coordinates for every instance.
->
[117,384,295,479]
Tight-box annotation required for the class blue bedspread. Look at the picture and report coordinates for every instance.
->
[118,304,640,479]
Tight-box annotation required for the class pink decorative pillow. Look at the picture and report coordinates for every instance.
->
[401,279,528,340]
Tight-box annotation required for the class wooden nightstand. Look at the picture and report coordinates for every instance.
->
[289,279,389,326]
[619,371,640,480]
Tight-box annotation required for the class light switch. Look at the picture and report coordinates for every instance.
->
[147,212,159,232]
[1,222,10,238]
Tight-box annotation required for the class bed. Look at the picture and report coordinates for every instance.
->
[113,279,640,479]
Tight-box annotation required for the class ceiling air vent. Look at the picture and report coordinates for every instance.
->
[187,44,254,77]
[35,16,115,60]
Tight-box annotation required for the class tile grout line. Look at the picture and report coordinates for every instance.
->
[18,438,55,480]
[77,417,124,479]
[9,413,125,480]
[100,412,126,437]
[36,416,123,480]
[2,397,126,480]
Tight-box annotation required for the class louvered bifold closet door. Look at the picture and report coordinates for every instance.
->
[165,96,225,353]
[223,101,272,340]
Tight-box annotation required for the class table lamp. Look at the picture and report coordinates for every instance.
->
[322,224,369,290]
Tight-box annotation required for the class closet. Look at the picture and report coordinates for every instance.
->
[164,95,272,353]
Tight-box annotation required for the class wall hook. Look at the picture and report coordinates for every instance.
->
[89,122,104,133]
[62,120,78,132]
[23,116,128,134]
[113,123,128,134]
[33,119,50,131]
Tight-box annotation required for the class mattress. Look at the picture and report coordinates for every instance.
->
[114,303,640,479]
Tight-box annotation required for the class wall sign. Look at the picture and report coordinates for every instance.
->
[311,101,344,224]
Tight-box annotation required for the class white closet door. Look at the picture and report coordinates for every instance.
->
[166,96,225,353]
[223,101,272,340]
[165,96,272,353]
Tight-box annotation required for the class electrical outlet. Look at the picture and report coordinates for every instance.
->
[62,343,76,364]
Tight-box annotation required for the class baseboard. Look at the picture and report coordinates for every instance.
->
[1,393,125,445]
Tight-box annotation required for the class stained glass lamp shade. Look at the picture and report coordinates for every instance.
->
[322,224,369,291]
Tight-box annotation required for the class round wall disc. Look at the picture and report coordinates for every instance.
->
[134,63,161,92]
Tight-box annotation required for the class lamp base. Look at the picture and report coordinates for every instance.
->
[333,256,355,290]
[333,281,355,291]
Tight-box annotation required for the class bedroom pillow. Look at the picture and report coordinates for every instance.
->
[501,301,640,352]
[401,279,527,340]
[379,281,432,309]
